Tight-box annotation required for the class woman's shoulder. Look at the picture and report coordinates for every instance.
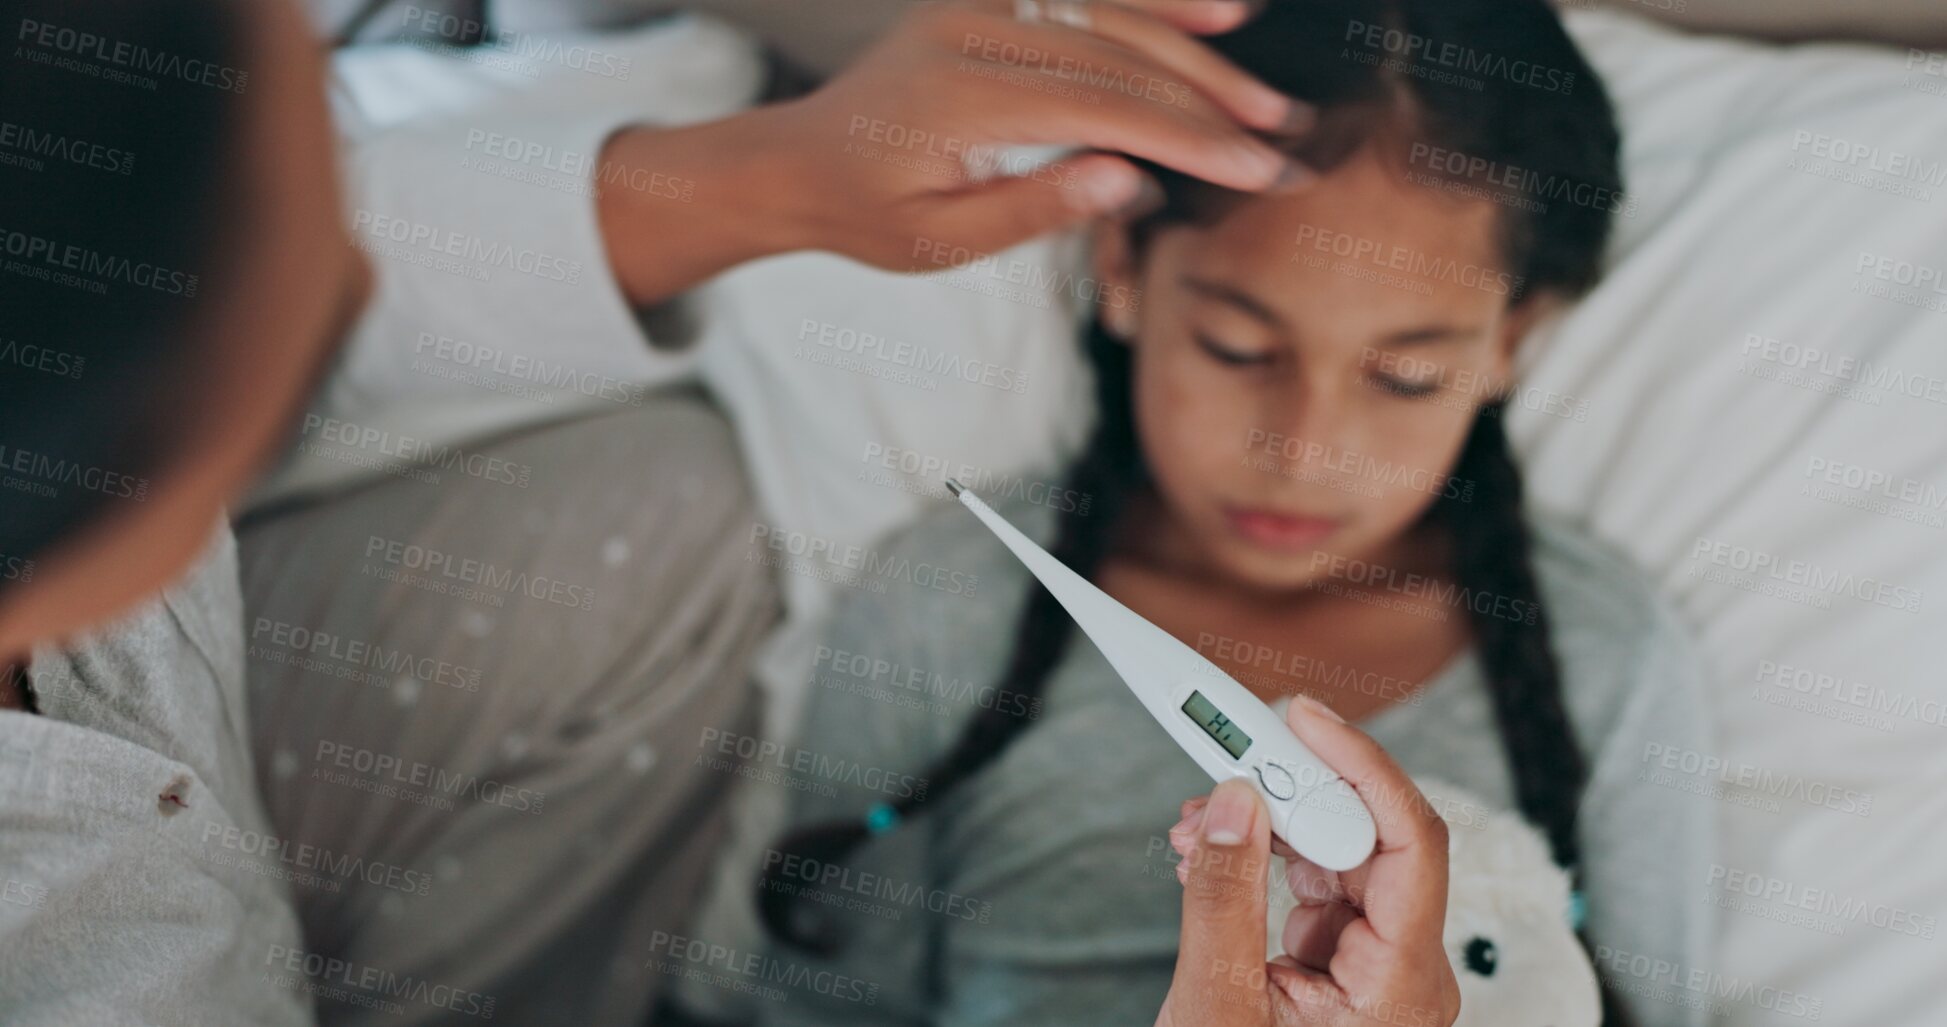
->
[1523,510,1710,748]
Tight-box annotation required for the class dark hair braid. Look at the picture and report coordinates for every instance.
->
[1438,409,1586,870]
[758,323,1139,953]
[1441,410,1631,1026]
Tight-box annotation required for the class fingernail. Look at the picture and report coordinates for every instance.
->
[1171,806,1206,837]
[1115,175,1166,220]
[1203,779,1257,847]
[1270,99,1317,136]
[1268,158,1315,193]
[1292,694,1346,724]
[1075,164,1140,214]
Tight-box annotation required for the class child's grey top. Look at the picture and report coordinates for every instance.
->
[706,495,1714,1027]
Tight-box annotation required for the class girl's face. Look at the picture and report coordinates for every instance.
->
[1095,144,1538,593]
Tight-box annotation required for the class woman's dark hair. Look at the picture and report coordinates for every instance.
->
[764,0,1625,1013]
[0,0,248,570]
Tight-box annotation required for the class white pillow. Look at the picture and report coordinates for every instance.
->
[1523,11,1947,1025]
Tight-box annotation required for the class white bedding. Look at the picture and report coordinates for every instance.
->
[1517,12,1947,1025]
[688,9,1947,1024]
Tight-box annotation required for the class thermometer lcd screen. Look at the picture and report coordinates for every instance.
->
[1181,690,1252,759]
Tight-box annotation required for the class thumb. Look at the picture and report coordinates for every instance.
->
[1169,776,1275,1022]
[917,154,1159,258]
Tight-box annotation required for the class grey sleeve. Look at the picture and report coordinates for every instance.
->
[758,566,1003,1026]
[928,697,1190,1027]
[1576,603,1718,1027]
[789,581,972,822]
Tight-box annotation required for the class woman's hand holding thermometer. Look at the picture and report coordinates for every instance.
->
[1157,698,1462,1027]
[945,480,1375,871]
[943,480,1446,1024]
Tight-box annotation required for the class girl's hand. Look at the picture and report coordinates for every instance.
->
[1155,697,1461,1027]
[598,0,1315,304]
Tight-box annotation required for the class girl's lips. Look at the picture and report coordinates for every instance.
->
[1223,506,1342,551]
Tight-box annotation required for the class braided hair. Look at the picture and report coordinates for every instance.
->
[762,0,1626,1015]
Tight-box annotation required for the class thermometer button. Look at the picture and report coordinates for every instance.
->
[1255,761,1297,801]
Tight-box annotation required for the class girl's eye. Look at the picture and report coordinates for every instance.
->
[1370,375,1442,398]
[1195,335,1274,368]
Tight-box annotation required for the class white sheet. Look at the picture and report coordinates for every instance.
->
[1525,12,1947,1025]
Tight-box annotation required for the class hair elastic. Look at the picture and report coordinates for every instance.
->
[864,803,902,835]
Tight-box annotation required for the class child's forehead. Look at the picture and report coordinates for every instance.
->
[1194,146,1506,269]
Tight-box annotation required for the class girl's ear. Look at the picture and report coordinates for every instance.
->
[1090,218,1141,344]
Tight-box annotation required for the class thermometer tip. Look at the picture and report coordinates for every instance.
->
[945,478,965,498]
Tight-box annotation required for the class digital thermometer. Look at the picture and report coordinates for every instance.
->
[946,480,1376,871]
